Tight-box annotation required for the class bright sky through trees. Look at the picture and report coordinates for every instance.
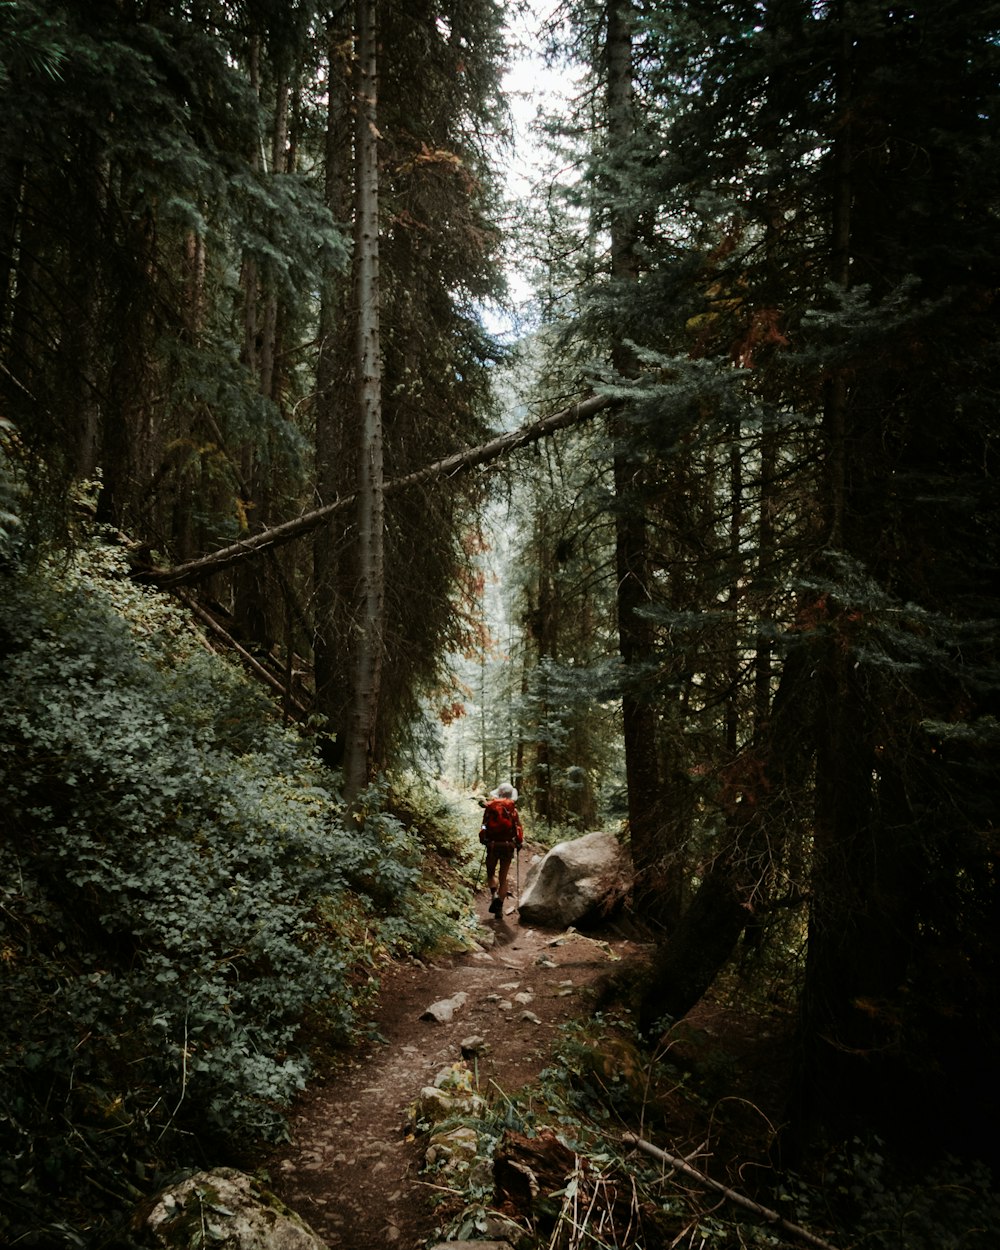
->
[494,2,570,322]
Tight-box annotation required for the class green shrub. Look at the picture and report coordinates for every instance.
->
[0,537,466,1246]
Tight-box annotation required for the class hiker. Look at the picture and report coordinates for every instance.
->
[480,782,523,916]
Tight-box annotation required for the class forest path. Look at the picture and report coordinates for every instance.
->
[264,843,644,1250]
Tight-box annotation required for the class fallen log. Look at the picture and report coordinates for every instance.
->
[133,392,612,590]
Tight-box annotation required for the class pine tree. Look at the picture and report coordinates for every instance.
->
[531,0,1000,1156]
[311,0,511,778]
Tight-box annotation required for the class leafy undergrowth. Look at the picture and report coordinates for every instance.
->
[417,1006,1000,1250]
[0,534,477,1248]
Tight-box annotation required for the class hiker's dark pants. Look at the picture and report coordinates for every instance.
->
[486,840,515,898]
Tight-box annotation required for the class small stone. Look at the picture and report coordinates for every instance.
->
[410,1085,486,1127]
[424,1125,479,1171]
[514,991,534,1005]
[497,999,513,1011]
[521,1010,542,1024]
[420,991,469,1024]
[460,1035,486,1057]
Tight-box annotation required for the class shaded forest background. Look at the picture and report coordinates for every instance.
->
[1,0,999,1246]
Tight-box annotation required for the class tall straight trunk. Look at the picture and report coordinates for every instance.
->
[794,3,919,1149]
[232,42,296,651]
[232,32,271,646]
[313,18,354,764]
[605,0,667,913]
[72,153,107,492]
[725,426,744,755]
[260,71,289,404]
[753,419,777,734]
[794,6,858,1145]
[342,0,384,805]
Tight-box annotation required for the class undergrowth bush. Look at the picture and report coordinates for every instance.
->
[0,534,469,1247]
[427,1013,1000,1250]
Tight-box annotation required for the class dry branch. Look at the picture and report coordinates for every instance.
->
[133,393,613,590]
[622,1132,842,1250]
[178,591,309,719]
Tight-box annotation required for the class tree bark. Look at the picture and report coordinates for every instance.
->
[640,644,815,1030]
[342,0,384,804]
[605,0,667,915]
[313,15,355,764]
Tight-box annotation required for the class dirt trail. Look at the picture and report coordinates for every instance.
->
[264,844,642,1250]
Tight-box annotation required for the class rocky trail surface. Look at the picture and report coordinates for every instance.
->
[263,844,644,1250]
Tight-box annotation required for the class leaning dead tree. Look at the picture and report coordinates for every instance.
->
[131,393,612,590]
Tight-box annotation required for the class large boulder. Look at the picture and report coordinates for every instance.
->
[518,831,628,929]
[132,1168,325,1250]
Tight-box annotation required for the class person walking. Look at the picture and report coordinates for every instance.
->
[480,782,523,916]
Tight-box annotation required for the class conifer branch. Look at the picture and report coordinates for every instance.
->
[132,393,613,589]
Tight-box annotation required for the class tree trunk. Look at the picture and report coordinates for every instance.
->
[313,16,355,765]
[342,0,385,805]
[605,0,668,916]
[639,643,815,1030]
[793,3,920,1149]
[232,31,272,650]
[0,152,25,337]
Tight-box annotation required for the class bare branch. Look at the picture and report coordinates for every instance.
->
[622,1133,842,1250]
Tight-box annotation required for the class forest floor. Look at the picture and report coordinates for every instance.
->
[261,841,652,1250]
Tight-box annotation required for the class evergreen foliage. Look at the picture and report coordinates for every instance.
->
[0,0,514,780]
[518,0,1000,1161]
[312,0,512,773]
[0,0,347,556]
[2,0,999,1237]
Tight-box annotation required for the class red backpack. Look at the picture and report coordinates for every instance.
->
[482,798,519,844]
